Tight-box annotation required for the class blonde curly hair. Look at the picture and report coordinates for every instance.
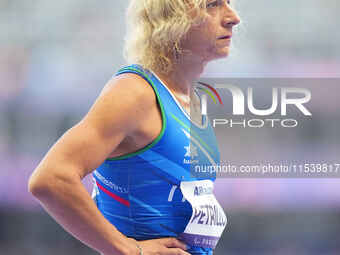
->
[123,0,208,75]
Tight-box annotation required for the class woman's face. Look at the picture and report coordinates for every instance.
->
[181,0,240,62]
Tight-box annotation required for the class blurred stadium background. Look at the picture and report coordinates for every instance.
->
[1,0,339,254]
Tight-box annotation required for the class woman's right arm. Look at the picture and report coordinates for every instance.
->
[28,74,189,255]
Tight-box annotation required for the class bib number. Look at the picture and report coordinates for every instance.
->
[178,180,227,249]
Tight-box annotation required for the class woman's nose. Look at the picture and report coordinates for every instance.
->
[222,5,241,27]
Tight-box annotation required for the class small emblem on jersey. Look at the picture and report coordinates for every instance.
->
[183,144,199,164]
[184,144,198,158]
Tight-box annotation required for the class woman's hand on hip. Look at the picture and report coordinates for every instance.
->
[128,237,191,255]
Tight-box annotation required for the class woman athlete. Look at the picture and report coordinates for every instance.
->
[28,0,240,254]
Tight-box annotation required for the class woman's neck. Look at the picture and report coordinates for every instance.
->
[155,56,208,97]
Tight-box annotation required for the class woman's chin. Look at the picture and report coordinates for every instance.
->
[212,49,230,61]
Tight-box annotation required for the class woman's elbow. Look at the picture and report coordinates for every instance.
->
[28,165,62,198]
[28,171,52,198]
[28,166,81,198]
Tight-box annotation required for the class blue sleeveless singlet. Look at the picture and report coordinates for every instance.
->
[92,64,221,254]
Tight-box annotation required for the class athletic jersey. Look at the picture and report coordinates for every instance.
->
[92,64,222,254]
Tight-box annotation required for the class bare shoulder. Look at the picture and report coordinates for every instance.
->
[83,72,157,134]
[100,72,156,107]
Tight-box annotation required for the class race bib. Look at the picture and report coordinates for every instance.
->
[179,180,227,249]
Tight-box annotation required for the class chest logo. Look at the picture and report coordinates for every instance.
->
[184,144,198,158]
[184,144,199,164]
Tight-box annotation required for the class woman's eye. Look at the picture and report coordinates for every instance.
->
[206,0,231,8]
[206,0,219,8]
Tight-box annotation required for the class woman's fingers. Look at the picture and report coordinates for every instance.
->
[137,237,190,255]
[163,248,191,255]
[158,237,188,250]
